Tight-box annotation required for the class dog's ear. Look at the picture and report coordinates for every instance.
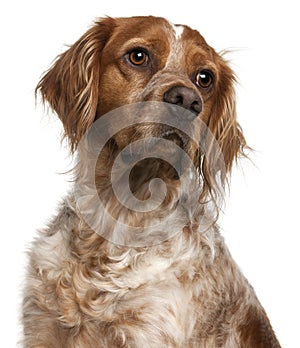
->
[36,17,115,152]
[209,58,247,174]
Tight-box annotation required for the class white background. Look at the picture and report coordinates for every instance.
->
[1,0,299,346]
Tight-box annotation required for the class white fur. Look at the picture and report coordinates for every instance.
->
[164,23,184,70]
[173,24,184,39]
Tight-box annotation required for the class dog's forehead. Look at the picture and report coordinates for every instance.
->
[110,16,209,49]
[171,23,185,39]
[163,20,213,69]
[165,20,186,41]
[106,16,213,69]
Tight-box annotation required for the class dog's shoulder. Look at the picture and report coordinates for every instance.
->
[28,196,78,275]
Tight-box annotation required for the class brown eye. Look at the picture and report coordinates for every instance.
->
[196,70,213,89]
[128,50,148,66]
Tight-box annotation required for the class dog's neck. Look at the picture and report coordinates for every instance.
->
[74,145,218,248]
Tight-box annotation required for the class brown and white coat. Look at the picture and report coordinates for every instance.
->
[23,16,280,347]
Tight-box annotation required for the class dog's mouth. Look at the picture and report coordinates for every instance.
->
[161,129,188,148]
[119,127,189,163]
[113,127,190,194]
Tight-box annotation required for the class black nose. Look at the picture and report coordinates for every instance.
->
[163,86,202,119]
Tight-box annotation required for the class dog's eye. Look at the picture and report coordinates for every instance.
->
[128,50,149,66]
[195,70,214,89]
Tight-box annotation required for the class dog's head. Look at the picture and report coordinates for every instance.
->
[37,16,246,204]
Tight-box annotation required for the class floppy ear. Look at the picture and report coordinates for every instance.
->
[36,17,115,152]
[209,58,247,174]
[196,58,247,205]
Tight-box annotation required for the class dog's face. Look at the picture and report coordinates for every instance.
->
[37,16,246,198]
[97,17,215,157]
[97,17,212,116]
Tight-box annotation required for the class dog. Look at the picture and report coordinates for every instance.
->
[23,16,281,347]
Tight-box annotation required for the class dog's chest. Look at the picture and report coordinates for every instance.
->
[37,229,207,345]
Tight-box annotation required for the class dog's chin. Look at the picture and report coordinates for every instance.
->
[106,129,189,193]
[128,158,179,194]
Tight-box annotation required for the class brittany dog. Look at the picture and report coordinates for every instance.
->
[23,16,281,347]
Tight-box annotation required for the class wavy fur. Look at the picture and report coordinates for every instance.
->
[23,16,280,347]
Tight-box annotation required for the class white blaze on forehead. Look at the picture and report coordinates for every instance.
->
[164,22,185,69]
[173,24,184,39]
[167,21,185,39]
